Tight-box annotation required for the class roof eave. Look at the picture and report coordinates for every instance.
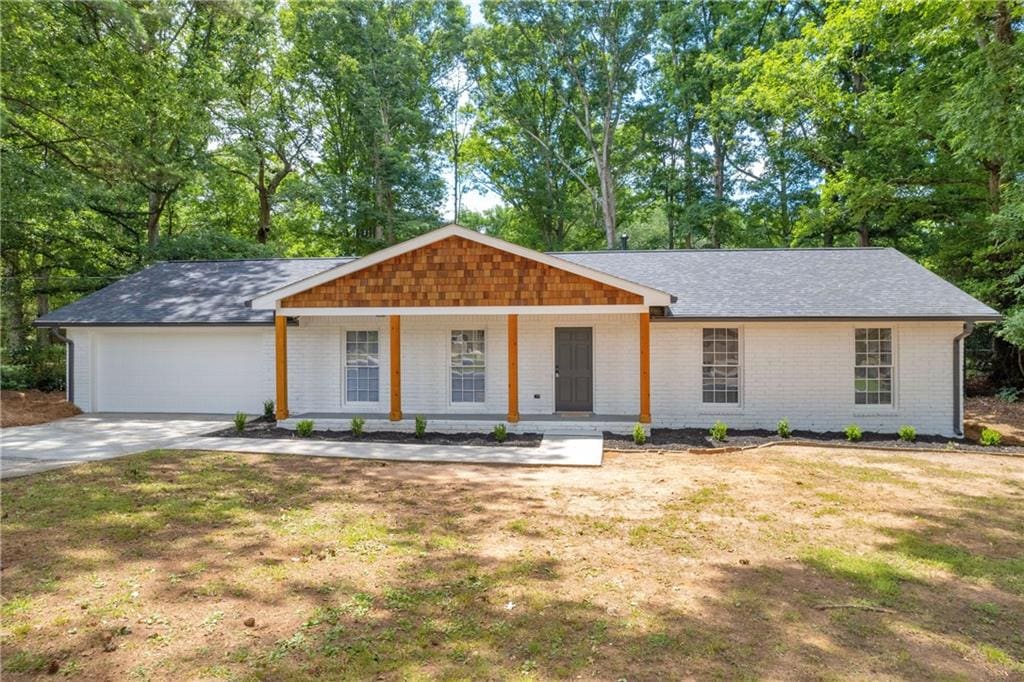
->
[656,314,1003,322]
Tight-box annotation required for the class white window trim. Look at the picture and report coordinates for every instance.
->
[852,325,898,414]
[342,329,381,407]
[698,325,744,413]
[449,328,487,406]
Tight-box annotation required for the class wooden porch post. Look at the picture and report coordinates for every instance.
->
[275,313,289,420]
[507,314,519,423]
[389,315,402,421]
[639,311,651,423]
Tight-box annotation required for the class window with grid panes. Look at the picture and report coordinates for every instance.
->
[451,330,485,403]
[854,328,892,405]
[702,328,740,404]
[345,331,379,402]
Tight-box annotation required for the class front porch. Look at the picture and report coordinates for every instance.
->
[279,412,643,435]
[249,226,672,431]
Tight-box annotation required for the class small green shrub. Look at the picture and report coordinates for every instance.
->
[632,422,647,445]
[233,411,248,433]
[263,399,275,418]
[296,419,314,437]
[709,421,728,442]
[0,364,32,390]
[980,428,1002,446]
[996,386,1020,403]
[351,417,365,436]
[897,425,916,442]
[776,418,792,439]
[493,423,508,443]
[844,424,863,442]
[2,344,67,391]
[414,415,427,439]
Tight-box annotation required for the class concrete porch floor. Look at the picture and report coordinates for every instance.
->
[278,413,642,435]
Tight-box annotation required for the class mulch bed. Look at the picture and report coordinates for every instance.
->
[204,418,543,447]
[604,427,1024,455]
[0,389,81,428]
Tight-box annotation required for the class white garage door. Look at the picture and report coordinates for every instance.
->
[95,330,272,413]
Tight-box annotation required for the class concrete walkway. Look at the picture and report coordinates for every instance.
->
[0,414,232,478]
[1,415,603,479]
[173,433,604,467]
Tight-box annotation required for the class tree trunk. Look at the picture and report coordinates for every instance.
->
[35,266,51,348]
[986,161,1002,213]
[257,186,271,244]
[146,190,165,246]
[711,132,726,248]
[858,223,871,246]
[598,163,617,248]
[779,165,790,244]
[4,255,27,352]
[452,148,461,224]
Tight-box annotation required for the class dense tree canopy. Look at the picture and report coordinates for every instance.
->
[2,0,1023,386]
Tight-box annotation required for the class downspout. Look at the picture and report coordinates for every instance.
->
[952,322,974,437]
[50,327,74,405]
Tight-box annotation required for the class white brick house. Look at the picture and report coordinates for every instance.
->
[38,225,999,437]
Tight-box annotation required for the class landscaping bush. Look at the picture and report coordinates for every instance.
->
[897,425,916,442]
[632,422,647,445]
[996,386,1020,403]
[263,400,275,418]
[233,411,247,433]
[414,415,426,438]
[492,423,508,443]
[709,421,728,442]
[2,345,67,391]
[980,428,1002,446]
[776,418,792,439]
[0,364,32,390]
[844,424,863,442]
[296,419,314,437]
[351,417,365,436]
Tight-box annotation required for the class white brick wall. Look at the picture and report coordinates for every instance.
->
[67,328,94,412]
[518,313,640,415]
[651,320,962,436]
[67,317,964,436]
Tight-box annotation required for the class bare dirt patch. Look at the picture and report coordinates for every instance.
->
[0,390,80,428]
[2,447,1022,680]
[966,396,1024,445]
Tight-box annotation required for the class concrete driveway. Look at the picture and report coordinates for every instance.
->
[0,414,230,479]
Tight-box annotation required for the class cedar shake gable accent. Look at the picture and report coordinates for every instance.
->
[280,236,643,308]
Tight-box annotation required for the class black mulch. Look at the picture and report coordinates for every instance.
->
[204,417,543,448]
[603,427,1024,455]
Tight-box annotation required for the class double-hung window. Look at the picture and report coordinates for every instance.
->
[854,328,892,405]
[451,330,485,403]
[345,331,379,403]
[702,328,740,404]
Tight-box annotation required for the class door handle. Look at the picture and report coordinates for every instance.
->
[555,365,560,378]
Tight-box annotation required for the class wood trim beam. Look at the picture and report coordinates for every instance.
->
[507,314,519,423]
[275,314,289,420]
[389,315,402,421]
[639,311,651,423]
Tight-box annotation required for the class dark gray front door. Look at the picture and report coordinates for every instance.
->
[555,327,593,412]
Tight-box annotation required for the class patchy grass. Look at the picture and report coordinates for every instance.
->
[1,446,1022,680]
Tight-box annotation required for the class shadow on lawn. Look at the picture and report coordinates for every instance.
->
[1,450,1023,679]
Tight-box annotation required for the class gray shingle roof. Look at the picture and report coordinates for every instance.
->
[554,247,999,320]
[35,258,353,325]
[37,246,998,326]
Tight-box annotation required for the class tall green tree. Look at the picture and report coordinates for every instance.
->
[478,0,656,248]
[283,0,467,247]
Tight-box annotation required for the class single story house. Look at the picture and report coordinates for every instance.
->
[36,224,999,436]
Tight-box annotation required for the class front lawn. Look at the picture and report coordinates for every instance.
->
[1,446,1022,679]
